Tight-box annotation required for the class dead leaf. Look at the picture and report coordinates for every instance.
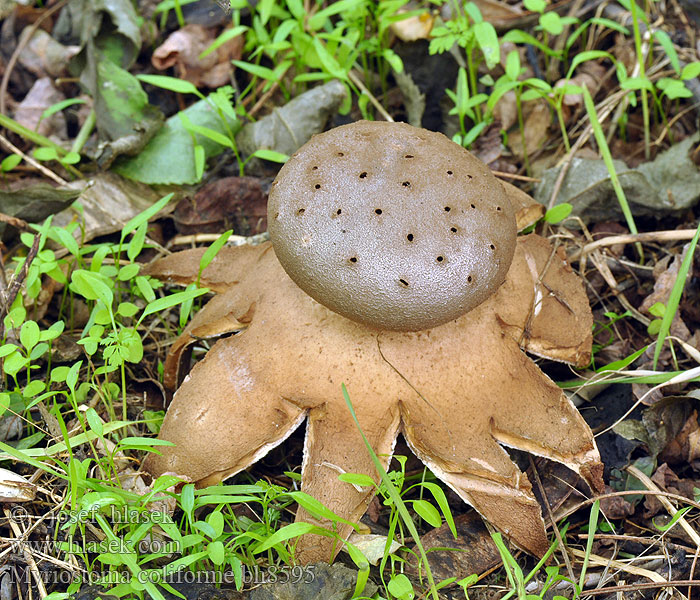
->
[0,469,35,502]
[405,512,501,581]
[554,73,597,107]
[173,176,268,235]
[639,249,692,341]
[51,172,170,244]
[16,26,79,78]
[13,76,67,139]
[492,89,518,132]
[599,485,635,519]
[441,0,523,29]
[389,10,434,42]
[152,24,243,88]
[507,99,551,159]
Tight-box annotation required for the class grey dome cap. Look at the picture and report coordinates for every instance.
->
[268,121,517,331]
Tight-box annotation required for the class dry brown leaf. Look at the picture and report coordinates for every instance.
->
[492,89,518,132]
[554,73,597,107]
[0,469,36,502]
[152,24,243,88]
[405,513,501,581]
[507,99,551,159]
[639,250,691,341]
[389,11,434,41]
[17,26,79,78]
[501,179,545,231]
[143,233,602,563]
[13,77,67,139]
[173,176,268,235]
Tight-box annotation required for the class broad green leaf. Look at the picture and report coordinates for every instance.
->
[0,154,21,171]
[34,147,59,161]
[117,302,139,318]
[524,0,546,12]
[253,522,321,554]
[24,380,45,398]
[118,264,141,282]
[207,540,225,565]
[85,408,104,437]
[137,74,202,97]
[139,287,208,320]
[653,30,680,74]
[0,344,18,358]
[412,499,441,527]
[207,510,224,538]
[121,194,174,241]
[194,144,205,181]
[473,21,499,69]
[250,149,289,163]
[505,50,520,80]
[39,321,64,342]
[114,93,241,184]
[71,271,113,307]
[387,574,414,600]
[620,77,654,92]
[681,62,700,80]
[20,320,40,351]
[544,203,572,223]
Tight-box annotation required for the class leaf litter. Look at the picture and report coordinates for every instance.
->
[1,0,700,598]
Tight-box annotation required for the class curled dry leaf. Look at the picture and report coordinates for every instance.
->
[14,77,67,139]
[389,10,435,42]
[500,179,545,231]
[0,468,36,502]
[17,27,79,78]
[507,98,551,159]
[152,24,243,88]
[554,73,598,107]
[639,251,692,341]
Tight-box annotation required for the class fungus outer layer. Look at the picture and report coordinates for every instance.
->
[267,121,517,331]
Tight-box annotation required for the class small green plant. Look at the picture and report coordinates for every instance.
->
[226,0,413,117]
[431,1,499,129]
[136,75,288,178]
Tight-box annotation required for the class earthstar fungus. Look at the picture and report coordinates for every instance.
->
[144,121,603,563]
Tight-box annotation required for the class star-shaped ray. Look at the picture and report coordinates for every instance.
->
[144,234,602,563]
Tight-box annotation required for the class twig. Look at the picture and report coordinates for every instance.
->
[348,70,394,122]
[577,533,692,553]
[0,212,29,230]
[626,464,700,547]
[247,80,281,119]
[528,456,576,583]
[570,229,698,263]
[0,0,69,116]
[3,507,48,598]
[579,580,700,596]
[492,170,539,183]
[568,546,667,583]
[588,250,649,325]
[0,132,68,185]
[0,233,40,339]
